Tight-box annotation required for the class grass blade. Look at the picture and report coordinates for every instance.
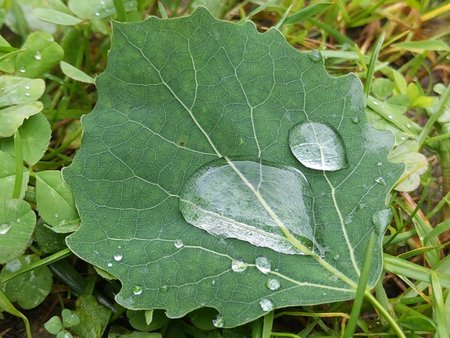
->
[364,32,385,99]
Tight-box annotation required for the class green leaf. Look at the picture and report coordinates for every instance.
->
[35,170,79,231]
[127,309,169,331]
[62,308,81,327]
[16,31,64,78]
[0,254,53,309]
[0,199,35,264]
[372,78,394,100]
[44,316,63,334]
[0,76,45,107]
[33,8,83,26]
[64,8,402,327]
[0,102,43,138]
[0,152,29,202]
[0,113,51,166]
[60,61,95,84]
[70,295,112,338]
[68,0,137,20]
[393,40,450,52]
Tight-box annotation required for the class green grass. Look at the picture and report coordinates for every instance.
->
[0,0,449,337]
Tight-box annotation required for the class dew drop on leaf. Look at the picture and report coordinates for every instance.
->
[132,285,143,295]
[376,162,383,167]
[308,50,322,63]
[113,253,123,262]
[107,263,112,267]
[374,177,386,186]
[231,259,247,272]
[25,93,30,97]
[266,278,281,291]
[19,66,26,73]
[95,12,100,16]
[212,314,224,328]
[179,158,324,255]
[289,122,348,171]
[333,254,340,261]
[34,51,42,60]
[159,285,168,292]
[174,239,184,249]
[255,256,271,274]
[24,85,30,90]
[0,223,12,235]
[259,298,274,311]
[351,116,359,124]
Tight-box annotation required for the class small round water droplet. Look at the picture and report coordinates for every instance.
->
[388,115,393,119]
[19,66,26,73]
[25,92,30,97]
[406,123,412,128]
[358,203,367,210]
[0,223,12,235]
[259,298,274,311]
[100,0,105,5]
[174,239,184,248]
[308,50,322,63]
[255,256,271,274]
[212,314,224,328]
[113,253,123,261]
[159,285,168,292]
[333,254,340,261]
[16,218,20,223]
[374,177,386,186]
[266,278,281,291]
[95,12,100,16]
[54,213,59,218]
[373,101,379,105]
[107,262,112,267]
[25,85,30,90]
[231,259,247,272]
[376,162,383,167]
[211,279,216,286]
[322,292,327,296]
[330,275,339,282]
[132,285,143,295]
[34,51,42,60]
[351,116,359,124]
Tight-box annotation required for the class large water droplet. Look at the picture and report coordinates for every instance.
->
[179,158,324,255]
[289,121,347,171]
[34,51,42,60]
[308,50,322,63]
[266,278,281,291]
[231,259,247,272]
[174,239,184,249]
[212,314,224,328]
[255,256,271,274]
[132,285,143,295]
[113,253,123,262]
[259,298,274,311]
[0,223,12,235]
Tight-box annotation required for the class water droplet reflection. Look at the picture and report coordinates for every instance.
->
[259,298,274,311]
